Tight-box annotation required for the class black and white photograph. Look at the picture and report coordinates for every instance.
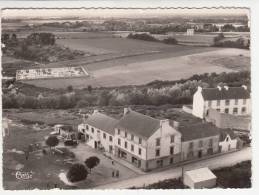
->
[0,1,256,191]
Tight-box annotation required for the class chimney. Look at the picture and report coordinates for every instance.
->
[124,107,131,115]
[93,109,98,114]
[242,85,247,90]
[197,86,203,92]
[217,86,222,91]
[224,86,229,90]
[160,119,170,127]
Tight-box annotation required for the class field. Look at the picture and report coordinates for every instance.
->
[21,48,249,89]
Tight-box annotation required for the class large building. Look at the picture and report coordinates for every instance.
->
[78,110,118,154]
[192,85,251,119]
[178,123,220,161]
[114,108,182,171]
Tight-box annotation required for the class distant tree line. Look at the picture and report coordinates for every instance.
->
[2,71,250,109]
[127,33,178,45]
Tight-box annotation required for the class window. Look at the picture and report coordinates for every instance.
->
[170,157,174,164]
[225,108,229,114]
[217,100,220,106]
[189,142,193,149]
[235,99,238,105]
[131,134,134,141]
[86,125,89,130]
[118,138,121,146]
[209,139,213,147]
[97,130,100,134]
[216,108,220,112]
[170,146,174,155]
[156,138,161,146]
[138,148,142,155]
[243,99,246,105]
[131,144,134,152]
[208,101,212,107]
[139,138,142,144]
[170,135,175,143]
[82,129,85,133]
[117,129,120,135]
[124,141,128,149]
[225,99,230,106]
[233,107,238,114]
[242,107,246,114]
[109,136,113,142]
[103,133,106,139]
[199,140,203,147]
[91,127,94,133]
[125,131,127,138]
[226,137,229,142]
[156,149,160,157]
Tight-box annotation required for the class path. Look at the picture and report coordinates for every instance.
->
[94,147,252,189]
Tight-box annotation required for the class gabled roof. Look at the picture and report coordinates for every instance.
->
[177,123,220,141]
[219,129,237,141]
[85,112,118,135]
[116,110,161,139]
[201,87,250,101]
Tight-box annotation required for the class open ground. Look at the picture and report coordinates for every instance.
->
[21,47,249,89]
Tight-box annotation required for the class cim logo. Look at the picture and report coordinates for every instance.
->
[15,171,33,180]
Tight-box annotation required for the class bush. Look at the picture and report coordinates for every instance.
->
[163,37,178,45]
[64,140,78,146]
[66,163,88,183]
[127,33,159,42]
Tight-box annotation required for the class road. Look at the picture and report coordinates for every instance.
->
[94,147,252,189]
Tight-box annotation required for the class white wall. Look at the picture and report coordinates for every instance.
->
[146,120,181,160]
[192,88,205,118]
[219,134,237,152]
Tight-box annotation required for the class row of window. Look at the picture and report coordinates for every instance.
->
[208,99,247,107]
[155,146,174,157]
[83,125,113,142]
[155,135,175,147]
[216,107,246,114]
[117,129,142,144]
[118,138,142,155]
[189,138,213,149]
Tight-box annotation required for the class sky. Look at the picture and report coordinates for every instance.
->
[2,8,249,19]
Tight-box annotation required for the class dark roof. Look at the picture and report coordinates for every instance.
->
[177,123,220,141]
[116,110,161,139]
[86,112,118,135]
[201,87,250,101]
[219,129,237,141]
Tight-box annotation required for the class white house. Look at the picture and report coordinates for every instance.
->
[78,110,118,154]
[114,108,182,171]
[219,129,238,152]
[192,85,251,119]
[183,167,217,189]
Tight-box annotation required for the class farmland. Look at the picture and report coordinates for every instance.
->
[21,47,249,89]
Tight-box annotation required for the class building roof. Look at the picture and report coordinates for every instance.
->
[116,110,161,139]
[85,112,118,135]
[201,87,250,101]
[219,129,238,141]
[185,167,216,183]
[177,122,220,141]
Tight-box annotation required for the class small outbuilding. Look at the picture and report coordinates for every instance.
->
[183,167,217,189]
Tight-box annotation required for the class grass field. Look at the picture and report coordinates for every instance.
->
[21,48,249,89]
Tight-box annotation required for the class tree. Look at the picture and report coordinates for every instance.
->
[87,85,92,93]
[45,135,59,149]
[66,163,88,183]
[163,37,178,45]
[84,156,100,172]
[67,85,73,93]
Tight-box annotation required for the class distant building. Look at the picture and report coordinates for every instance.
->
[54,124,76,140]
[183,167,217,189]
[114,108,182,171]
[186,29,194,36]
[78,110,118,154]
[178,123,220,161]
[192,85,251,119]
